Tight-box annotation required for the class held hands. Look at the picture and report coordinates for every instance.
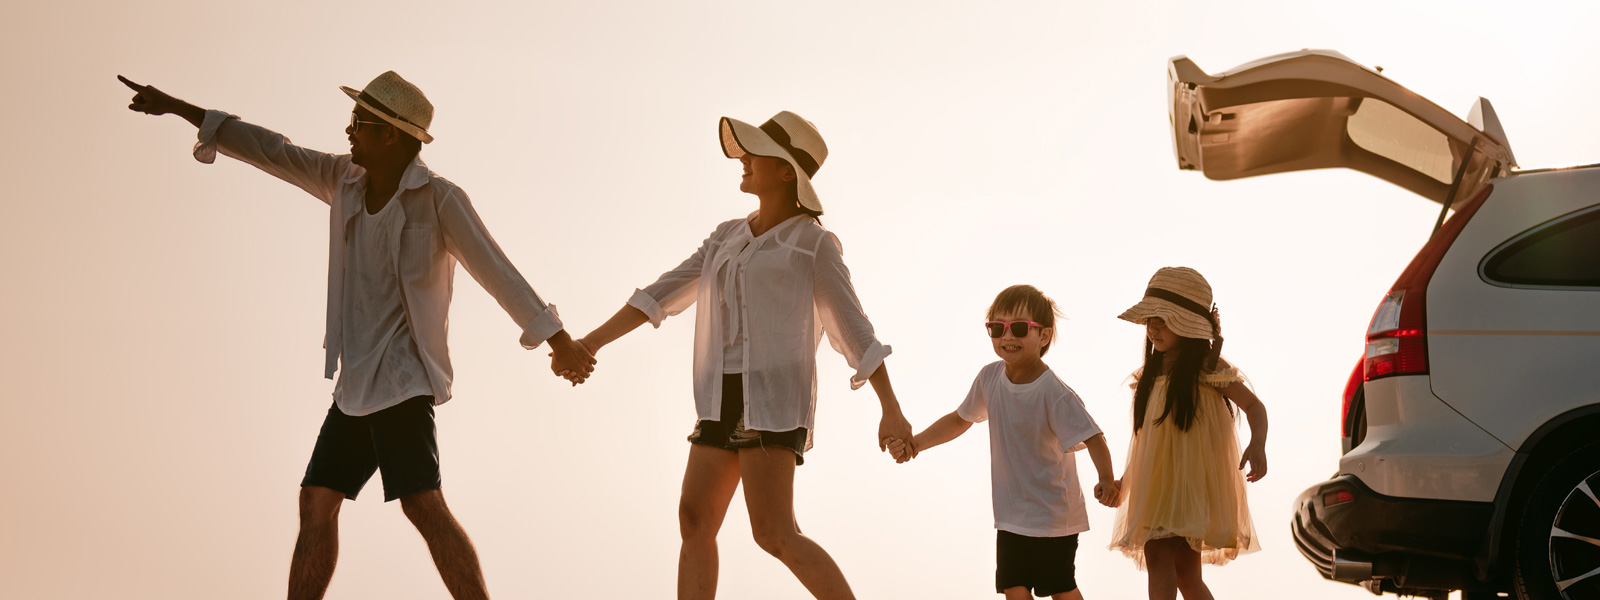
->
[884,437,916,463]
[547,333,597,386]
[1240,441,1268,482]
[1092,478,1122,508]
[878,412,915,464]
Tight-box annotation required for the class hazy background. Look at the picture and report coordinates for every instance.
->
[4,0,1597,598]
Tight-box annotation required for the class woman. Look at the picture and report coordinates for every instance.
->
[570,111,911,599]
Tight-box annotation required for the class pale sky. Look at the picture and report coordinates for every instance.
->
[4,1,1599,598]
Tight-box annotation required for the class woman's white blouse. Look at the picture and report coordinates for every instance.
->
[628,214,890,448]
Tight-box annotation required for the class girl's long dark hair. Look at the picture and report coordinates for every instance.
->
[1133,337,1231,433]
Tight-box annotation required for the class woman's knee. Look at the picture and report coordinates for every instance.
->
[678,500,722,541]
[750,525,797,559]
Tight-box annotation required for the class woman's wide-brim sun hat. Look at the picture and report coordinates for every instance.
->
[340,70,435,144]
[1118,267,1217,341]
[719,111,828,213]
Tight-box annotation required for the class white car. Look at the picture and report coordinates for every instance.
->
[1169,50,1600,600]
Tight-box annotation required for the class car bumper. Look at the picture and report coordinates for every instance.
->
[1292,474,1497,592]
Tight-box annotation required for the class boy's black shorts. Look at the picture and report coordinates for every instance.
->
[996,530,1079,596]
[687,374,808,465]
[301,395,440,502]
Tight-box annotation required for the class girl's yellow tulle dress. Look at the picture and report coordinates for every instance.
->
[1108,366,1259,568]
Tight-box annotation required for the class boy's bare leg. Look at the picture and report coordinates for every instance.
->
[289,485,345,600]
[1003,587,1033,599]
[740,447,855,600]
[1051,587,1086,599]
[399,489,488,600]
[678,445,742,600]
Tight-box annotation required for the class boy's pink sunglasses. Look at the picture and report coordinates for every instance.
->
[985,320,1044,338]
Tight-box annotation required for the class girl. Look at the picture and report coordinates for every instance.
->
[1107,267,1268,600]
[568,111,912,600]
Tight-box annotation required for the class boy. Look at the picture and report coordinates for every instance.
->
[890,285,1119,599]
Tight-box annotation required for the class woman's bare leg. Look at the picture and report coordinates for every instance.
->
[740,447,855,600]
[678,445,742,600]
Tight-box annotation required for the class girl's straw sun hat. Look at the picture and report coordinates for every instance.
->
[719,111,828,213]
[1118,267,1220,342]
[340,71,435,144]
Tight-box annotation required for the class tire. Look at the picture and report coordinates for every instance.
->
[1513,441,1600,600]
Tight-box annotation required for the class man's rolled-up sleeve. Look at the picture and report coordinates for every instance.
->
[437,188,563,349]
[193,109,345,205]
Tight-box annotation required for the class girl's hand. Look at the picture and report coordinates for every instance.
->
[1240,442,1268,482]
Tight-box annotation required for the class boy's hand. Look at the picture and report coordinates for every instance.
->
[1093,478,1121,507]
[885,437,916,463]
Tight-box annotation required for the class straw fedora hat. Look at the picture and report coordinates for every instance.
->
[340,71,434,144]
[719,111,828,213]
[1118,267,1219,341]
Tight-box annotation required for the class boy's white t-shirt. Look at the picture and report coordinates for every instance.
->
[957,361,1102,538]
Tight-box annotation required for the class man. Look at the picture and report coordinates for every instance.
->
[119,71,594,600]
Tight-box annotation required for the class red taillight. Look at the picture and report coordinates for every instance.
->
[1362,186,1494,382]
[1365,290,1427,379]
[1341,360,1363,437]
[1324,490,1355,507]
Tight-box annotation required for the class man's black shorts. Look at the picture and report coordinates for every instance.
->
[301,396,440,502]
[996,530,1079,596]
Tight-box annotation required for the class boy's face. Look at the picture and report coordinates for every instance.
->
[989,308,1051,365]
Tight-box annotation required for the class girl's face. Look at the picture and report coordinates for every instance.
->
[1146,317,1182,353]
[739,154,793,196]
[990,309,1051,365]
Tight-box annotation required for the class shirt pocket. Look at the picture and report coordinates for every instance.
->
[398,226,438,284]
[746,246,812,339]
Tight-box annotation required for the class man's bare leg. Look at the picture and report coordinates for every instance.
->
[400,489,488,600]
[289,485,346,600]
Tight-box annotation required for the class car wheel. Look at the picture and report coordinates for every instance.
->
[1513,441,1600,600]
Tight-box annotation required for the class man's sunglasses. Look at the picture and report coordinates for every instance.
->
[985,320,1045,338]
[350,113,390,132]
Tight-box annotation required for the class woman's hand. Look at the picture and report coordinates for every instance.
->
[878,412,914,459]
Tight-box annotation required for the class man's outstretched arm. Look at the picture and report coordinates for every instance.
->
[120,75,204,128]
[120,75,345,203]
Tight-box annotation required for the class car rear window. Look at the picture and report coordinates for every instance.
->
[1482,206,1600,288]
